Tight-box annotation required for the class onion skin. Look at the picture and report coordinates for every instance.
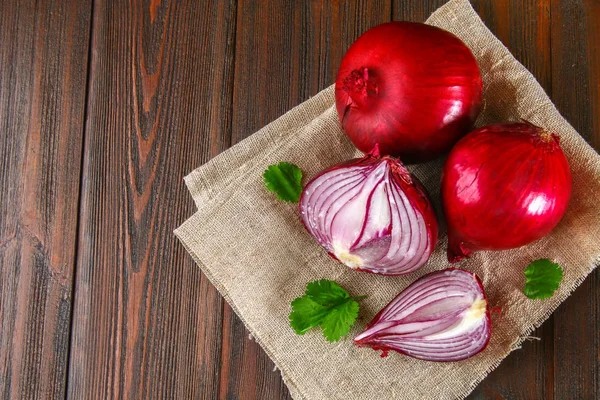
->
[442,122,572,263]
[299,149,438,275]
[335,22,482,163]
[354,268,491,362]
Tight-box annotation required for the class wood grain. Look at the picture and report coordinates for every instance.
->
[0,0,91,398]
[67,0,237,398]
[393,0,447,22]
[551,0,600,398]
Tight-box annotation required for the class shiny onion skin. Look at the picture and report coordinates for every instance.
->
[354,268,491,362]
[442,122,572,263]
[335,22,482,163]
[299,149,438,275]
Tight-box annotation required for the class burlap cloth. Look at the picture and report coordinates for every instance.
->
[175,0,600,398]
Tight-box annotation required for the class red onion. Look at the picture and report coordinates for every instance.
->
[354,268,491,362]
[442,122,572,262]
[299,148,438,275]
[335,22,482,163]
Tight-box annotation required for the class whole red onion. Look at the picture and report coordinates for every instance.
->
[354,268,491,362]
[442,122,572,262]
[335,22,482,163]
[299,148,438,275]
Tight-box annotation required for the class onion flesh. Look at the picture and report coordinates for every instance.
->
[354,268,491,362]
[299,149,438,275]
[335,21,482,163]
[441,122,572,262]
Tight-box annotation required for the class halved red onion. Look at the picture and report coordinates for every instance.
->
[354,268,491,361]
[299,149,438,275]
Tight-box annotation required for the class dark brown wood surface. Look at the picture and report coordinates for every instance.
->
[0,0,91,398]
[0,1,598,399]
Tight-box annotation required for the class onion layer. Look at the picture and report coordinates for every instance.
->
[441,122,572,262]
[354,268,491,362]
[335,22,482,163]
[299,149,438,275]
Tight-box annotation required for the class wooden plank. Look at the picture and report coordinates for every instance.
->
[551,0,600,398]
[66,0,237,398]
[220,1,392,398]
[393,0,448,22]
[464,1,556,398]
[0,0,91,398]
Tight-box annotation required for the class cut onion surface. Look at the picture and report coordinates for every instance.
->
[354,268,491,362]
[299,149,438,275]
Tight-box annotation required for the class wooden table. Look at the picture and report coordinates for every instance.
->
[1,1,598,398]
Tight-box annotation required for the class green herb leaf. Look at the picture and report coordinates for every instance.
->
[524,259,564,300]
[263,162,303,203]
[289,296,328,335]
[320,300,360,342]
[305,279,349,305]
[289,279,364,342]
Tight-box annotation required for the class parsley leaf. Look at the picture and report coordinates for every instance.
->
[263,162,303,203]
[289,279,365,342]
[321,300,360,342]
[305,280,349,305]
[289,296,328,334]
[524,259,564,300]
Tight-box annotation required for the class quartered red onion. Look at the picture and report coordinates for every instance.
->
[442,122,572,262]
[354,268,491,362]
[335,22,482,163]
[299,149,438,275]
